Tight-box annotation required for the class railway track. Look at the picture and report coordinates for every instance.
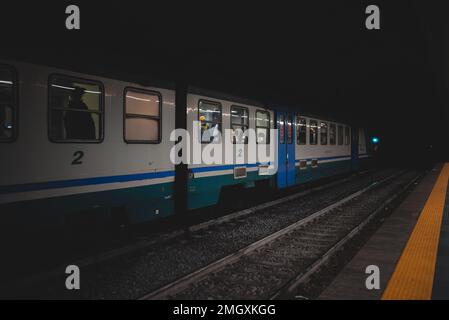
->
[5,169,407,299]
[141,170,421,300]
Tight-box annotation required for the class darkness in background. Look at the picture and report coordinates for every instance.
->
[0,0,448,166]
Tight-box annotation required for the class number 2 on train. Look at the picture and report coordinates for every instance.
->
[72,151,84,165]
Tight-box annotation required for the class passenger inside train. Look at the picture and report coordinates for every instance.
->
[64,87,96,140]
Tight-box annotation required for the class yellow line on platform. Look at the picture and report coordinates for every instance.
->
[382,164,449,300]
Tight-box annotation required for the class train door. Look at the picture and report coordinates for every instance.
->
[277,112,296,188]
[286,114,296,186]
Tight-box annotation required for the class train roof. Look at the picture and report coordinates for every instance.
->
[0,56,177,91]
[188,86,265,108]
[1,56,361,127]
[266,102,356,127]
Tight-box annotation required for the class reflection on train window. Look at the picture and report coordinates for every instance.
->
[230,105,249,144]
[287,115,293,144]
[329,123,336,145]
[199,100,222,143]
[309,120,318,145]
[338,125,343,145]
[256,110,270,144]
[296,117,306,145]
[345,126,350,145]
[279,114,285,144]
[124,88,161,143]
[49,75,104,142]
[320,121,328,145]
[0,65,16,142]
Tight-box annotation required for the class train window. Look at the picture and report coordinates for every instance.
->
[0,65,17,142]
[320,121,328,145]
[296,117,307,145]
[287,115,293,144]
[230,105,249,144]
[256,110,270,144]
[329,123,336,145]
[199,100,222,143]
[49,75,104,143]
[338,125,343,145]
[124,88,161,143]
[279,114,285,144]
[345,126,350,145]
[309,120,318,145]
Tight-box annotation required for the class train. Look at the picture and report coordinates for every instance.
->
[0,59,372,233]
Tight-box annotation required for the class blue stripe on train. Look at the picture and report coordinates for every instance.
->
[1,155,357,195]
[190,163,259,173]
[0,171,175,195]
[295,155,351,162]
[0,163,264,195]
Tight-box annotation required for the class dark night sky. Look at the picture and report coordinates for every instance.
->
[1,0,448,164]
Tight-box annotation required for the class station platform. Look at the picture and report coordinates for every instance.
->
[319,163,449,300]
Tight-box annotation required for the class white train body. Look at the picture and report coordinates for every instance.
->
[0,59,371,231]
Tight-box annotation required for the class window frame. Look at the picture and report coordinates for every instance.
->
[309,119,318,145]
[198,99,223,144]
[344,126,350,145]
[123,86,162,144]
[230,104,249,144]
[296,116,307,145]
[337,124,343,145]
[320,121,328,145]
[48,73,105,144]
[329,123,336,145]
[256,109,271,145]
[0,64,18,143]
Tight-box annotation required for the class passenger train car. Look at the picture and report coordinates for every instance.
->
[0,59,372,233]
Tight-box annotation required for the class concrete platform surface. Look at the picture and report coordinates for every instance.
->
[319,164,444,300]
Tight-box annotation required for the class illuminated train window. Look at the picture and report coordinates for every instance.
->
[338,125,343,145]
[320,121,328,145]
[256,110,270,144]
[124,88,161,143]
[0,65,17,142]
[199,100,222,143]
[279,114,285,144]
[287,115,293,144]
[309,120,318,145]
[230,105,249,144]
[49,75,104,143]
[296,117,307,145]
[329,123,336,145]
